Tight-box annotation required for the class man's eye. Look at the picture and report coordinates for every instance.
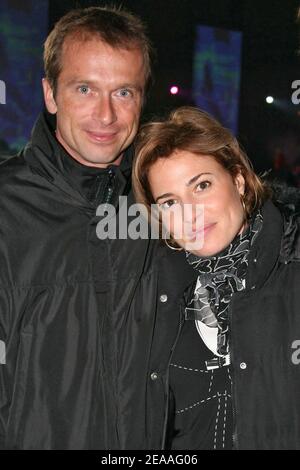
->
[118,89,131,98]
[196,181,211,191]
[78,85,90,94]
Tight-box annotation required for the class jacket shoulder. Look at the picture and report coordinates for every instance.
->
[268,184,300,262]
[271,182,300,213]
[279,205,300,263]
[0,152,29,184]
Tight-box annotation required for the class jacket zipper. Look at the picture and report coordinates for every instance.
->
[90,168,115,206]
[103,168,115,206]
[161,301,185,450]
[229,300,238,450]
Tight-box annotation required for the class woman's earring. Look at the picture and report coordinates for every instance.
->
[240,194,247,217]
[163,232,183,251]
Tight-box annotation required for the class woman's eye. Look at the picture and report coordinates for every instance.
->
[160,200,177,210]
[196,181,211,191]
[78,85,90,95]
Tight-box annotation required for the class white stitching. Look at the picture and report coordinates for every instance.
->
[208,370,214,393]
[227,367,232,384]
[222,394,228,449]
[176,394,218,415]
[176,391,231,414]
[170,363,209,374]
[214,395,221,449]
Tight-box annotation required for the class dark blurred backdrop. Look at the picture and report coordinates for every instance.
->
[1,0,300,182]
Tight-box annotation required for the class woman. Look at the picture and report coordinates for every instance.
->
[133,107,300,450]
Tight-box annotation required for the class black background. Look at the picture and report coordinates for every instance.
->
[47,0,300,173]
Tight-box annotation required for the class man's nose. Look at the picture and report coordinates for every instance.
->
[92,95,117,126]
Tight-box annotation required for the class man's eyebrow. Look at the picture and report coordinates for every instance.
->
[65,79,96,87]
[65,79,143,92]
[186,172,212,186]
[123,84,144,93]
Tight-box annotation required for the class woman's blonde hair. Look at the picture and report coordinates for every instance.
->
[133,106,270,222]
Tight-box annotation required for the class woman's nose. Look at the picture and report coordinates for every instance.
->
[182,198,201,220]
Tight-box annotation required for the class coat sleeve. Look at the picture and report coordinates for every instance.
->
[0,288,10,448]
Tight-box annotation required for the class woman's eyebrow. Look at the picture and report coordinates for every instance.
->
[155,192,174,203]
[155,173,213,202]
[186,172,213,187]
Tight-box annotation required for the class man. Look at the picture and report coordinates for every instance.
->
[0,7,195,449]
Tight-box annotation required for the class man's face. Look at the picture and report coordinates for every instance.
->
[43,37,145,167]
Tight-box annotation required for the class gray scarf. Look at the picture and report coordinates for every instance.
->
[185,211,263,356]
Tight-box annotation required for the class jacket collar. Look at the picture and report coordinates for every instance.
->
[245,200,283,290]
[23,111,133,209]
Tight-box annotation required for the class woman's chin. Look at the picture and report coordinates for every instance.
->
[183,240,207,256]
[184,241,227,258]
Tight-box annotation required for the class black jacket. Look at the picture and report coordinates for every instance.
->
[230,199,300,449]
[0,113,196,449]
[163,199,300,449]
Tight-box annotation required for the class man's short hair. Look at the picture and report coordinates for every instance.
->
[44,6,153,95]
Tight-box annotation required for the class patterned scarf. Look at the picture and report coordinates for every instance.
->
[185,211,263,356]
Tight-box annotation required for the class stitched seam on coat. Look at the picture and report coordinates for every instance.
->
[170,363,209,374]
[214,396,221,449]
[208,370,214,393]
[223,394,228,449]
[176,391,231,414]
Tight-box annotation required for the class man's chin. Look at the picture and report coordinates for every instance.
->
[78,151,124,168]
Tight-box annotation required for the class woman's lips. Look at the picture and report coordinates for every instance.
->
[186,222,216,240]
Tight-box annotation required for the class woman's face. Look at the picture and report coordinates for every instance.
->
[148,150,246,257]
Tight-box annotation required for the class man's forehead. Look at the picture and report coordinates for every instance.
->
[61,33,143,59]
[58,34,146,89]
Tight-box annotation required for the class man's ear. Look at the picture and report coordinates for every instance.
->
[42,78,57,114]
[235,172,245,196]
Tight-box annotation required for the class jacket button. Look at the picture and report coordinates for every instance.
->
[150,372,159,381]
[159,294,168,303]
[240,362,247,370]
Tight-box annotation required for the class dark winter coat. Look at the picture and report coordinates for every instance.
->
[230,199,300,449]
[0,112,196,450]
[163,198,300,450]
